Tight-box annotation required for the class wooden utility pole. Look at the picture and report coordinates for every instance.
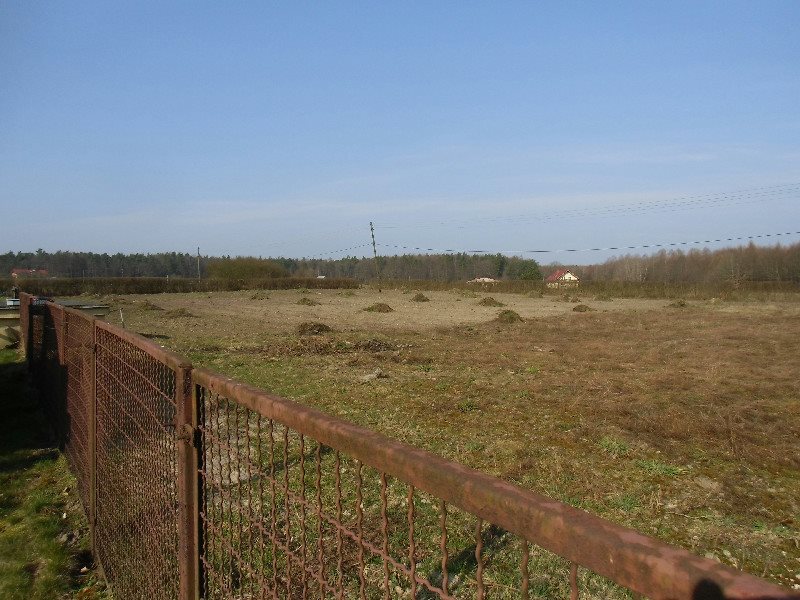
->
[196,247,201,281]
[370,222,381,292]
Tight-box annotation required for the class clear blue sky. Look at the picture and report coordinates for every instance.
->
[2,2,798,263]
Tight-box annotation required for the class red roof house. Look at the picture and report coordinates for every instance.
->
[545,269,580,288]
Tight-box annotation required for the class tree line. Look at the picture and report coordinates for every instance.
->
[1,250,542,282]
[566,242,800,285]
[3,242,799,284]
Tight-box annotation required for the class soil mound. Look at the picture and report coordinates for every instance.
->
[297,321,332,335]
[478,297,504,307]
[363,303,394,313]
[165,308,196,318]
[496,309,523,323]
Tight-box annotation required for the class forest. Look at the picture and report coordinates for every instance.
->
[2,241,799,284]
[575,242,800,285]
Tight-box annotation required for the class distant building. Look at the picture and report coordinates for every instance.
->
[11,268,49,279]
[545,269,580,288]
[316,275,326,279]
[467,277,498,283]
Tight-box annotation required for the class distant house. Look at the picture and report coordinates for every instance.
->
[467,277,498,284]
[11,268,49,279]
[545,269,580,288]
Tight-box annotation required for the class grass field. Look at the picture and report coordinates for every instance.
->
[0,349,110,599]
[92,287,800,590]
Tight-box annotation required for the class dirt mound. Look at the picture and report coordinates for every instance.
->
[297,321,332,335]
[353,338,398,352]
[478,297,504,307]
[297,297,320,306]
[572,304,593,312]
[164,308,196,318]
[140,300,163,311]
[496,310,523,323]
[668,299,688,308]
[363,303,394,313]
[411,293,430,302]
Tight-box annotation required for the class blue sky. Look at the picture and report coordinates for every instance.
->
[2,2,798,263]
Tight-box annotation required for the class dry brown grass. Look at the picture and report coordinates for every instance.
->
[95,288,800,588]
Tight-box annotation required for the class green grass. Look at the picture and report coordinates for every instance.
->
[0,349,109,599]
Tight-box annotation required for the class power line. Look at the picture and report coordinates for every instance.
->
[374,183,800,231]
[306,243,373,258]
[375,230,800,256]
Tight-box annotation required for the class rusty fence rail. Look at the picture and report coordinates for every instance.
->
[18,292,797,600]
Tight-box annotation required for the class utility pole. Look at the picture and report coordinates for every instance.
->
[196,247,201,281]
[370,221,381,292]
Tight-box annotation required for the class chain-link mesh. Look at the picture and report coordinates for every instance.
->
[196,383,622,600]
[62,308,95,512]
[94,325,181,599]
[30,303,66,443]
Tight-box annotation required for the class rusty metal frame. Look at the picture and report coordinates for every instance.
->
[193,367,794,600]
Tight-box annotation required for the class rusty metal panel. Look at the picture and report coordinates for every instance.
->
[31,303,66,443]
[94,325,186,599]
[62,307,95,514]
[194,367,796,600]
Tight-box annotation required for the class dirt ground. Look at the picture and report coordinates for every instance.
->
[94,287,800,589]
[106,288,782,334]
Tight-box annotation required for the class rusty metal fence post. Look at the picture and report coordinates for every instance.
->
[19,292,31,361]
[176,363,201,600]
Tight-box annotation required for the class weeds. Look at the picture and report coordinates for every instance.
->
[636,459,683,477]
[598,436,629,457]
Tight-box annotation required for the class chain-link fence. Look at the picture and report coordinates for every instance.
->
[19,294,797,600]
